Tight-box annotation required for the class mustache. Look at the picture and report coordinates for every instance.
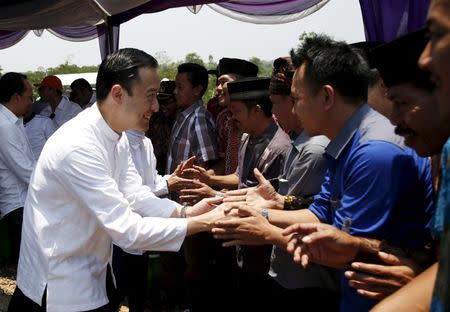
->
[394,126,416,137]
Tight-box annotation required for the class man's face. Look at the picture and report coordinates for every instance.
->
[123,67,160,133]
[174,73,200,108]
[388,83,447,156]
[17,79,33,117]
[419,0,450,134]
[70,87,90,106]
[159,97,177,118]
[291,64,324,137]
[216,74,238,107]
[269,94,300,133]
[230,100,254,133]
[38,86,52,103]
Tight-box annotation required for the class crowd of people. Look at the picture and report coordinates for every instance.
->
[0,0,449,311]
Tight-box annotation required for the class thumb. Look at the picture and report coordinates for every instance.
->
[253,168,268,185]
[378,251,403,266]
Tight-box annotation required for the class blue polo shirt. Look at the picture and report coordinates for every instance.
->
[309,104,434,312]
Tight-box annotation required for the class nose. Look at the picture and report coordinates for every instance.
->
[152,97,159,113]
[418,41,432,71]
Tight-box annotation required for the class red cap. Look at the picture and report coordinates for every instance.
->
[34,75,63,91]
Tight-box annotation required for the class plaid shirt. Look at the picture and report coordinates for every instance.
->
[166,100,219,174]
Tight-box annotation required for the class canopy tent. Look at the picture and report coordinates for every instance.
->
[0,0,430,59]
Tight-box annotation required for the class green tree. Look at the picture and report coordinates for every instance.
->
[184,53,204,65]
[249,57,272,77]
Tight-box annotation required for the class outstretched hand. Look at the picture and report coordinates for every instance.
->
[188,196,224,217]
[282,223,360,268]
[179,179,216,205]
[211,204,280,247]
[345,251,422,300]
[223,168,282,209]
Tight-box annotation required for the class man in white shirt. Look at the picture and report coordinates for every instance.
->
[36,75,82,129]
[0,72,35,265]
[10,48,227,312]
[70,78,97,109]
[23,108,56,159]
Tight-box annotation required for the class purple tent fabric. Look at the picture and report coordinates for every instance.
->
[0,30,28,49]
[359,0,430,42]
[217,0,326,15]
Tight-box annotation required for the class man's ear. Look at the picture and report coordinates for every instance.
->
[111,84,123,105]
[193,84,203,98]
[322,84,335,112]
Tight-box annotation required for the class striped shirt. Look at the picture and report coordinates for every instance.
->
[166,100,219,174]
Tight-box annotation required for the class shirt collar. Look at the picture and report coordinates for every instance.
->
[179,100,203,117]
[248,120,278,145]
[291,131,310,152]
[325,103,371,160]
[126,130,145,149]
[91,104,121,142]
[0,104,20,124]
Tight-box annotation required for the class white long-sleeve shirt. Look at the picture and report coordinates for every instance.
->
[126,130,169,197]
[0,104,35,217]
[24,114,56,159]
[40,96,82,129]
[17,104,187,312]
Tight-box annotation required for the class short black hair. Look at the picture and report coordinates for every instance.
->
[0,72,27,103]
[290,34,370,103]
[177,63,208,97]
[96,48,158,102]
[70,78,93,92]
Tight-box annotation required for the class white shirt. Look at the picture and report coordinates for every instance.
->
[24,114,56,159]
[40,95,82,129]
[126,130,169,197]
[0,104,35,217]
[17,104,187,312]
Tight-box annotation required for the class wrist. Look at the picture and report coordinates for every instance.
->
[274,193,285,210]
[180,204,188,218]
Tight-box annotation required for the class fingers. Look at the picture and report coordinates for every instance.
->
[377,251,403,266]
[355,289,386,300]
[282,223,320,237]
[200,196,224,205]
[222,195,247,203]
[350,262,392,276]
[224,189,248,196]
[179,194,202,201]
[253,168,268,185]
[181,156,196,170]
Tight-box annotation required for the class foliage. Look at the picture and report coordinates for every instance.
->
[10,54,276,103]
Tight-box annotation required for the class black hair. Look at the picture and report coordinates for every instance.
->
[177,63,208,97]
[290,34,370,103]
[0,72,28,103]
[243,96,272,118]
[96,48,158,102]
[70,78,93,92]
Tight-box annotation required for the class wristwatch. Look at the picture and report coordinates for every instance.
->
[261,207,269,220]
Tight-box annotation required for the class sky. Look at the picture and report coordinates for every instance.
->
[0,0,365,73]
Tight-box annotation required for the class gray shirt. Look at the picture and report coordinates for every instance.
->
[269,132,339,291]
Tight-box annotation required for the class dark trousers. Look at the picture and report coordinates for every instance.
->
[183,232,239,312]
[107,245,148,312]
[8,287,111,312]
[3,207,23,265]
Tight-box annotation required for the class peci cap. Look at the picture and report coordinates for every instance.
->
[370,28,433,89]
[34,75,63,91]
[228,77,271,101]
[157,80,176,101]
[350,41,383,68]
[217,58,259,77]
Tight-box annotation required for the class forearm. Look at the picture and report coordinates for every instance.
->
[268,208,321,228]
[370,262,437,312]
[209,173,239,190]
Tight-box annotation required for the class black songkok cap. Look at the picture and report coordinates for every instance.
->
[157,80,176,101]
[350,41,383,68]
[228,77,271,101]
[370,29,433,89]
[217,58,259,77]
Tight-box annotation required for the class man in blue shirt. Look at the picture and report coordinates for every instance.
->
[217,35,434,311]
